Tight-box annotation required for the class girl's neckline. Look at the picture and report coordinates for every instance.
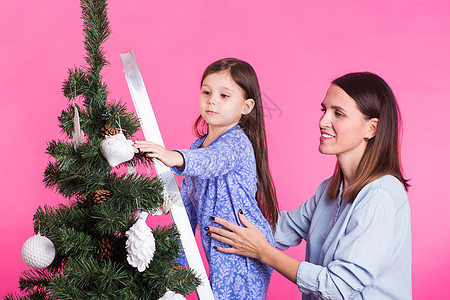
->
[200,125,240,148]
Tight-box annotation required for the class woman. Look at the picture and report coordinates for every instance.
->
[206,72,412,299]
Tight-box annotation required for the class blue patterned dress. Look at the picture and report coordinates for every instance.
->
[171,125,273,299]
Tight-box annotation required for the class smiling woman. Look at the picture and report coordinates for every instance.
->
[318,84,378,183]
[208,72,412,300]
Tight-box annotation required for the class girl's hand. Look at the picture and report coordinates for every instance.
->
[134,141,184,168]
[207,211,272,263]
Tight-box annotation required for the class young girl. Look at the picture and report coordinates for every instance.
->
[208,72,412,299]
[135,58,279,299]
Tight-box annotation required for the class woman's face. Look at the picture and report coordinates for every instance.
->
[318,84,374,162]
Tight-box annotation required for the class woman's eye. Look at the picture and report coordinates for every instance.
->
[335,111,344,117]
[202,91,210,95]
[220,94,230,98]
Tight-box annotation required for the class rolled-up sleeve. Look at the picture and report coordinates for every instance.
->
[171,137,241,179]
[274,194,317,250]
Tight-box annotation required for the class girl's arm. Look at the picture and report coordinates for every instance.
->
[134,141,184,168]
[136,132,245,179]
[207,212,301,283]
[171,135,245,179]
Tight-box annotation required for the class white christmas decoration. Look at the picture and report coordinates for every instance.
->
[22,233,56,269]
[149,189,181,216]
[100,131,138,167]
[72,106,85,149]
[162,189,181,214]
[149,207,163,216]
[158,290,186,300]
[125,211,156,272]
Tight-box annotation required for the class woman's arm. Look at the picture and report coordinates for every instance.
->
[208,212,301,283]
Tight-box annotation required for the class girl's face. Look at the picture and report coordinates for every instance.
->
[199,71,254,132]
[318,84,376,162]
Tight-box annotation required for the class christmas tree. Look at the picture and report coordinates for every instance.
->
[5,0,200,299]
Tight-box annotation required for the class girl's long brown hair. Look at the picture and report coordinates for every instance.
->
[327,72,409,202]
[194,58,279,229]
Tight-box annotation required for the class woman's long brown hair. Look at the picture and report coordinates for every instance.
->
[194,58,279,229]
[327,72,409,202]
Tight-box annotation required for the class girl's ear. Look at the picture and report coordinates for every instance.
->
[367,118,379,139]
[242,98,255,115]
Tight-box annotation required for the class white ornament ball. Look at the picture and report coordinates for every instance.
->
[158,290,186,300]
[22,233,55,269]
[100,132,138,167]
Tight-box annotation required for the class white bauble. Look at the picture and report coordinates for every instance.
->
[125,212,156,272]
[100,132,138,167]
[158,290,186,300]
[22,233,55,269]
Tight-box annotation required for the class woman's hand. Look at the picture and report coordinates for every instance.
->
[208,211,301,283]
[207,211,272,263]
[134,141,184,168]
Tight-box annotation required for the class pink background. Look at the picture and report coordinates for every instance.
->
[1,0,449,298]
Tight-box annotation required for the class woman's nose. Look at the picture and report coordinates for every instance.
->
[318,112,330,128]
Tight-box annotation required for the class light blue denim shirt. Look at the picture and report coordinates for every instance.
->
[275,175,412,300]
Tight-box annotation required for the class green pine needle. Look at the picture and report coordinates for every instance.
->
[8,0,200,298]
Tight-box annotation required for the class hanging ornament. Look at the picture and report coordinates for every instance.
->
[162,189,181,214]
[128,163,136,175]
[22,233,55,269]
[158,290,186,300]
[149,189,181,216]
[125,211,156,272]
[72,106,85,149]
[100,131,138,167]
[150,207,163,216]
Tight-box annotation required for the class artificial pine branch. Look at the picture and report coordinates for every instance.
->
[9,0,200,298]
[43,161,107,198]
[3,294,22,300]
[50,257,131,299]
[80,0,111,112]
[61,67,90,100]
[44,161,162,208]
[106,173,163,210]
[52,226,97,256]
[46,139,111,176]
[18,269,54,293]
[33,205,92,238]
[7,268,61,300]
[166,268,202,297]
[81,0,111,77]
[90,205,136,235]
[58,102,141,144]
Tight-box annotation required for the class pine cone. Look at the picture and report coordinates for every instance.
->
[96,238,114,262]
[92,189,112,204]
[101,125,125,138]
